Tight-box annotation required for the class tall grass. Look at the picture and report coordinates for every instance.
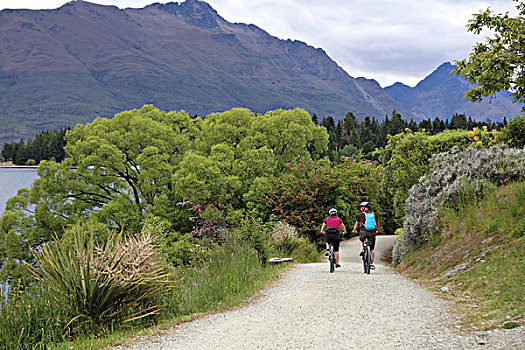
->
[164,232,281,318]
[26,229,168,337]
[0,226,285,349]
[0,224,169,350]
[0,285,67,349]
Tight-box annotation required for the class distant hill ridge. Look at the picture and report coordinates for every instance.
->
[0,0,521,143]
[385,62,522,121]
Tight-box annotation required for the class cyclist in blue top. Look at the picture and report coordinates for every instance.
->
[320,208,347,268]
[352,202,379,270]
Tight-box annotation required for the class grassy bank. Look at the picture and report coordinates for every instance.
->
[1,239,286,350]
[397,181,524,331]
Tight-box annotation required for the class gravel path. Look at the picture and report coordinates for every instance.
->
[117,236,524,350]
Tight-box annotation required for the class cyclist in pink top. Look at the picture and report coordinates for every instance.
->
[320,208,347,268]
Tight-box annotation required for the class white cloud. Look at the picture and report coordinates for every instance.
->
[1,0,519,86]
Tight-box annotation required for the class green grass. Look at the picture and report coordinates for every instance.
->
[397,181,525,330]
[0,286,68,349]
[164,235,283,319]
[0,230,284,350]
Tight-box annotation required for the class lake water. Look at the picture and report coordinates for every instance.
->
[0,167,39,214]
[0,167,39,300]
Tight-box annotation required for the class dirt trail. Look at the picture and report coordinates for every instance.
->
[118,236,523,350]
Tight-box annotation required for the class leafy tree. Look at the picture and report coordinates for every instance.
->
[453,0,525,109]
[174,108,329,225]
[0,105,195,283]
[257,160,380,241]
[503,114,525,147]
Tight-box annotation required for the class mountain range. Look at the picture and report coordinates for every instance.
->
[384,62,522,122]
[0,0,522,144]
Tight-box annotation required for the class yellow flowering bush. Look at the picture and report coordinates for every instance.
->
[394,228,403,242]
[467,126,501,148]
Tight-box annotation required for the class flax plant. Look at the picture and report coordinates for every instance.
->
[26,226,169,337]
[270,221,317,260]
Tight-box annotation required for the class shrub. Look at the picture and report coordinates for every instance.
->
[26,225,168,337]
[377,129,468,227]
[268,221,316,260]
[503,114,525,148]
[467,126,502,147]
[231,216,271,264]
[393,145,525,264]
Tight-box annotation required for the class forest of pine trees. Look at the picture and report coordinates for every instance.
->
[1,128,70,165]
[316,111,508,161]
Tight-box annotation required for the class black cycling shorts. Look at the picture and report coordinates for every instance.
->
[359,230,376,250]
[325,228,341,252]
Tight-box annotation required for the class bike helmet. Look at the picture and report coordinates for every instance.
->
[328,208,337,215]
[359,201,371,209]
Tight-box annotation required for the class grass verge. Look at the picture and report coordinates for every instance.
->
[51,234,285,350]
[396,181,524,331]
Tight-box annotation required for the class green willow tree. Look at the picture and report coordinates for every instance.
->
[174,108,329,225]
[0,105,195,283]
[454,0,525,109]
[0,106,329,284]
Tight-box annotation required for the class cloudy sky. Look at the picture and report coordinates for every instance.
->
[0,0,517,87]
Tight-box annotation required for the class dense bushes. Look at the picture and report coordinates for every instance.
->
[377,129,469,231]
[503,114,525,147]
[257,160,382,241]
[392,145,525,264]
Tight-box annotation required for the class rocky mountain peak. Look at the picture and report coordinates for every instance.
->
[154,0,223,29]
[416,61,457,88]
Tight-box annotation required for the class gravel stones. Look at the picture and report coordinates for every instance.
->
[116,236,524,350]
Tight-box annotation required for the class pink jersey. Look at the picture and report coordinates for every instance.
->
[324,216,342,229]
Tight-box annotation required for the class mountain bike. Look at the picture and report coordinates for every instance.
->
[362,237,372,274]
[328,244,336,273]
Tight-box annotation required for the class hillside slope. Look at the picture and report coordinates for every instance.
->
[0,0,404,143]
[397,181,525,331]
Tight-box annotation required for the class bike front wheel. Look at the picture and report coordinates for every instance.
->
[364,246,371,274]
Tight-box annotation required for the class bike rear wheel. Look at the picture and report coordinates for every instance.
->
[329,246,335,273]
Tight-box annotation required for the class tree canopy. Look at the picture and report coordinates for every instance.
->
[0,106,329,283]
[454,0,525,110]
